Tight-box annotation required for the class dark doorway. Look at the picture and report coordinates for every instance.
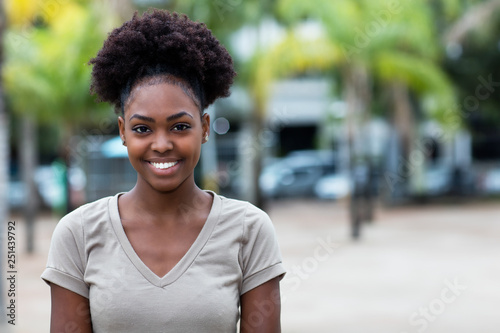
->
[278,126,317,156]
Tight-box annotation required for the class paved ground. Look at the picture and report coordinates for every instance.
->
[2,198,500,332]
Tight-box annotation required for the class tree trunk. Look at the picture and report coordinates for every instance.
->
[390,82,417,195]
[391,83,414,159]
[344,66,371,165]
[240,109,265,210]
[343,66,373,239]
[61,125,73,214]
[21,116,38,253]
[251,110,265,210]
[444,0,500,45]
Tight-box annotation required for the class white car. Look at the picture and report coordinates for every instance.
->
[259,150,337,198]
[314,173,351,200]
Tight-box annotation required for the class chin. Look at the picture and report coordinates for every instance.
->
[146,182,181,194]
[143,175,193,194]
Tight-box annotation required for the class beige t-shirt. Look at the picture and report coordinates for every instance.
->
[41,192,285,332]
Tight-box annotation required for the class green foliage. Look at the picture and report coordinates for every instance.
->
[249,31,340,111]
[374,51,457,121]
[278,0,442,64]
[139,0,266,45]
[437,0,463,20]
[275,0,461,128]
[4,2,117,126]
[444,3,500,130]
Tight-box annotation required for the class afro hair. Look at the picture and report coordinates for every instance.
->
[89,9,236,114]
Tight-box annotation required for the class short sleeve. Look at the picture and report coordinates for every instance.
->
[41,209,89,298]
[240,204,286,295]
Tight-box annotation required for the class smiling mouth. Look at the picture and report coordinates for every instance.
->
[148,161,179,170]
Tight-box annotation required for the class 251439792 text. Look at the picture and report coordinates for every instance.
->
[6,221,17,325]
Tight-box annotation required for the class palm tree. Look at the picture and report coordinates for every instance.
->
[4,0,41,253]
[4,1,117,251]
[275,0,461,236]
[244,30,340,207]
[278,0,456,161]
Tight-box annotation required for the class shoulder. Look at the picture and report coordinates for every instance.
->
[223,196,285,293]
[215,194,274,240]
[217,194,271,223]
[55,195,117,234]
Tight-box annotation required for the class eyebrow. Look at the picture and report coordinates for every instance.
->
[129,111,194,123]
[129,114,155,122]
[166,111,194,122]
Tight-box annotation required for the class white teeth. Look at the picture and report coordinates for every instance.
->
[150,161,178,170]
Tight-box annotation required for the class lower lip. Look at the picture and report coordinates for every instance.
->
[146,161,180,175]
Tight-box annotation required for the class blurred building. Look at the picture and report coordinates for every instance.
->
[212,77,340,199]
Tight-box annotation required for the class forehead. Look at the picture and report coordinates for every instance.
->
[125,82,200,119]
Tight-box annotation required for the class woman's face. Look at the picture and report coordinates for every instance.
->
[118,80,209,194]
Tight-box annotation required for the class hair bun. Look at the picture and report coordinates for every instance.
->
[89,9,236,113]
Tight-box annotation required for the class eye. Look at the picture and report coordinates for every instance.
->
[132,125,151,134]
[172,123,191,131]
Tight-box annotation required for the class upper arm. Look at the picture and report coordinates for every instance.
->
[50,283,92,333]
[240,206,286,295]
[240,276,282,333]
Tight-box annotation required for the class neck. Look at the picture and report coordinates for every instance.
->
[122,175,211,225]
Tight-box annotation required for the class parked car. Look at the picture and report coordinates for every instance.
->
[259,150,337,198]
[8,164,85,210]
[478,167,500,194]
[314,173,351,200]
[420,165,452,196]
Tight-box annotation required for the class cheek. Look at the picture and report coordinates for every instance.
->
[180,136,202,156]
[171,136,202,164]
[124,137,146,158]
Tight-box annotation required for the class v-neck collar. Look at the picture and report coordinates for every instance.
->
[108,191,221,288]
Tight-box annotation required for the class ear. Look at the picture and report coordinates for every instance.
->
[202,113,210,143]
[118,116,126,146]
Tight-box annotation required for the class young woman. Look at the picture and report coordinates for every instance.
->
[42,9,285,333]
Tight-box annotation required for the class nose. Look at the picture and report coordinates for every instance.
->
[151,132,173,153]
